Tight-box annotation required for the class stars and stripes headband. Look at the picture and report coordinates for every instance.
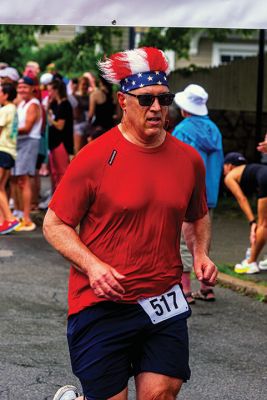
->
[120,71,168,92]
[98,47,170,92]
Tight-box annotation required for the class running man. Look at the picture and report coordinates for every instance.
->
[43,47,218,400]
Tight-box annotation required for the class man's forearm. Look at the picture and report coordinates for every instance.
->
[43,209,126,300]
[182,212,211,257]
[43,213,100,276]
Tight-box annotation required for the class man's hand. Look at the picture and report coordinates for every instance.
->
[43,208,126,302]
[193,254,218,286]
[257,140,267,154]
[88,261,126,301]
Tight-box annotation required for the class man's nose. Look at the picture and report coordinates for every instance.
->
[150,97,161,110]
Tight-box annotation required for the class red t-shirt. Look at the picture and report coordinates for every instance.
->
[49,126,208,315]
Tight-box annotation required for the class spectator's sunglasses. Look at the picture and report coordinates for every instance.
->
[125,92,175,107]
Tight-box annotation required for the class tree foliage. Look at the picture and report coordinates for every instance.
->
[55,26,123,76]
[0,25,55,70]
[17,26,124,77]
[71,26,123,55]
[139,28,194,58]
[139,27,254,58]
[0,25,255,76]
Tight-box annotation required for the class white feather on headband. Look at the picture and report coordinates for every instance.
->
[98,47,170,85]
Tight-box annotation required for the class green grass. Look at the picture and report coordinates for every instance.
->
[217,263,267,287]
[255,293,267,302]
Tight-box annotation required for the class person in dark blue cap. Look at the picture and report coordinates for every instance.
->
[224,151,247,166]
[224,151,267,274]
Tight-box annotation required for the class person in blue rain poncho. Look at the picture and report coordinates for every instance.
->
[172,84,224,303]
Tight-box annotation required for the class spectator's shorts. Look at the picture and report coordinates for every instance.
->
[74,121,89,137]
[180,209,213,273]
[257,169,267,198]
[67,300,191,400]
[12,138,40,176]
[0,151,15,169]
[180,235,193,273]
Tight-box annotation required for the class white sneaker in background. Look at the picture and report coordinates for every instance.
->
[245,261,260,274]
[53,385,81,400]
[234,259,259,274]
[234,263,246,274]
[259,258,267,271]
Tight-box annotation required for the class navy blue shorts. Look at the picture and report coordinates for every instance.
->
[67,301,191,400]
[0,151,15,169]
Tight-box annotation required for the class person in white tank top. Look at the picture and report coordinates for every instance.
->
[12,76,42,231]
[17,97,42,140]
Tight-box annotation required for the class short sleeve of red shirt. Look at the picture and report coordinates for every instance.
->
[49,144,100,227]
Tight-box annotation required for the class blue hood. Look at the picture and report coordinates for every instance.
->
[179,116,222,153]
[172,115,224,208]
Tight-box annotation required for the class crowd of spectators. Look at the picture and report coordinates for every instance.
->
[0,61,118,235]
[1,59,267,279]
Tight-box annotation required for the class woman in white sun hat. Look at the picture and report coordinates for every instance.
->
[174,84,209,116]
[173,84,224,302]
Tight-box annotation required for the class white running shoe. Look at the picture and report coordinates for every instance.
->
[53,385,81,400]
[259,258,267,271]
[234,260,249,274]
[246,262,260,274]
[234,259,260,274]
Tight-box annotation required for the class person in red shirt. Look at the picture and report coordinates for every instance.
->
[43,47,217,400]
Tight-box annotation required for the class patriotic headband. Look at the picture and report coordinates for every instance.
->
[98,47,170,91]
[120,71,168,92]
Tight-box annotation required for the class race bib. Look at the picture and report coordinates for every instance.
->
[138,284,189,324]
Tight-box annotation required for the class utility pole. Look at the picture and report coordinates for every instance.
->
[255,29,265,161]
[129,27,135,49]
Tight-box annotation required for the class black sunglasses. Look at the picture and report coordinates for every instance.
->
[125,92,175,107]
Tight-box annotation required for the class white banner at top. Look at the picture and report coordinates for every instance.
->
[1,0,267,28]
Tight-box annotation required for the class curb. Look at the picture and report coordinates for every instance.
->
[218,272,267,302]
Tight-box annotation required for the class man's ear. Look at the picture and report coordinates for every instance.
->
[181,109,188,118]
[117,91,127,112]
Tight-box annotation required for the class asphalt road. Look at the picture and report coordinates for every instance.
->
[0,228,267,400]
